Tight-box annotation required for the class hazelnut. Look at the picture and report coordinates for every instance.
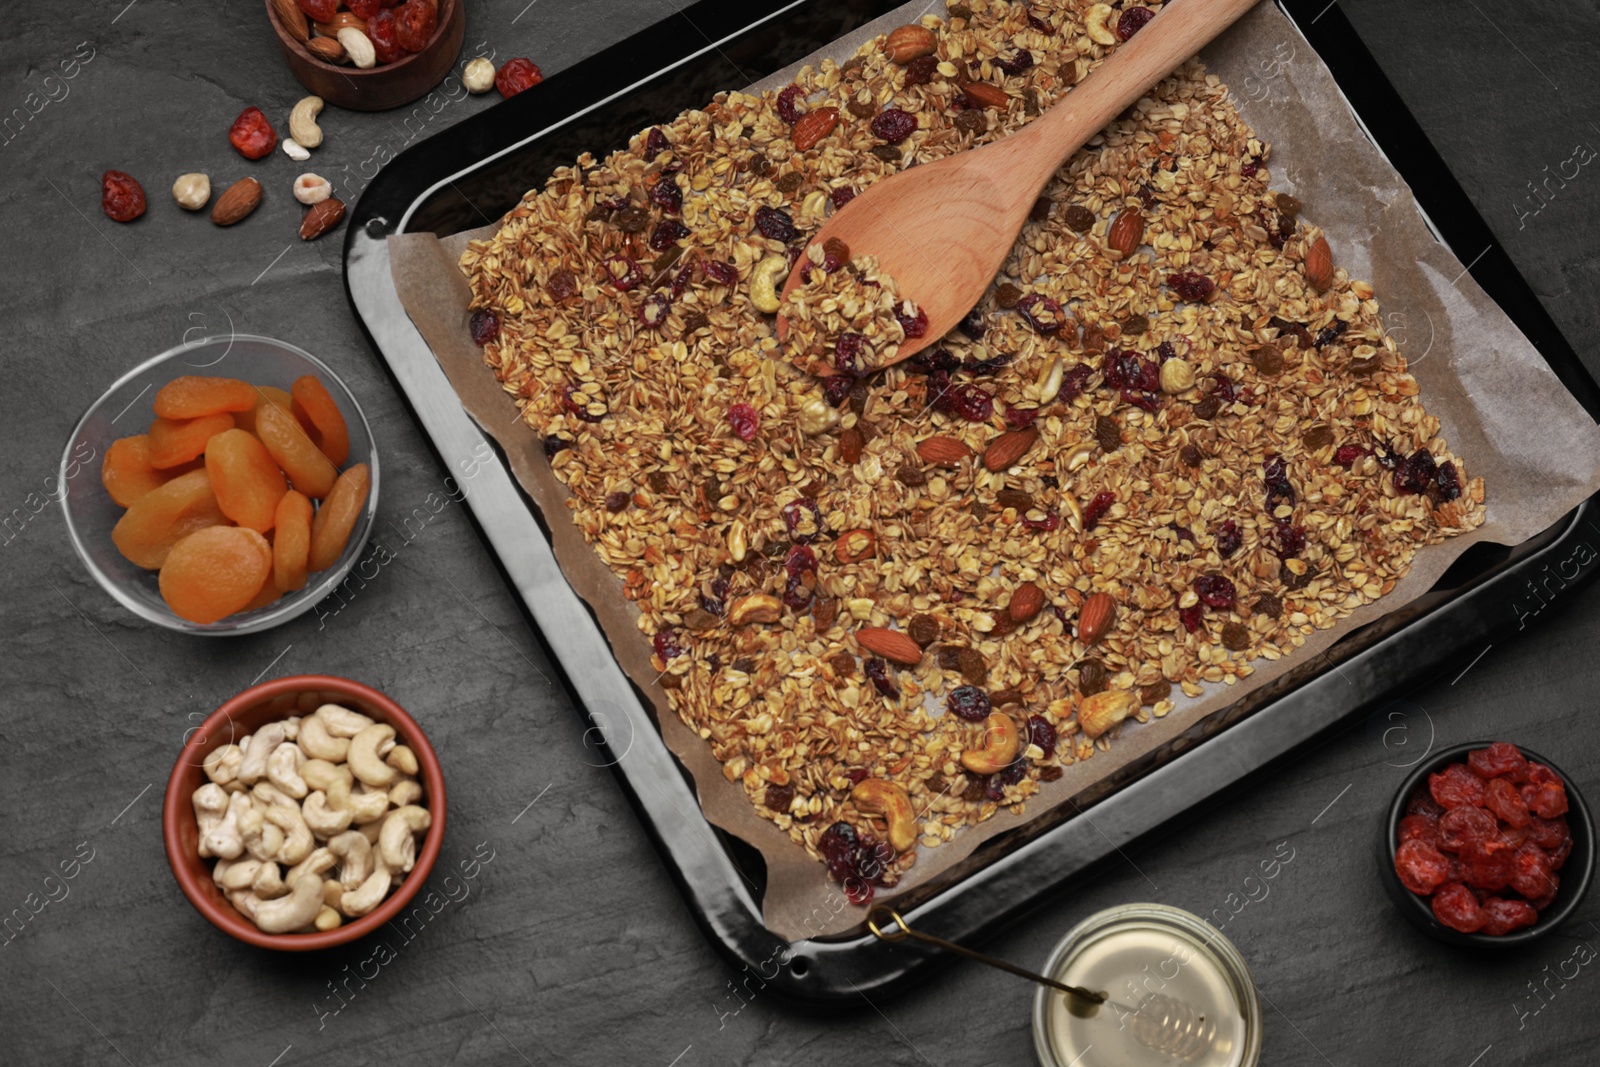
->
[171,173,211,211]
[293,172,332,205]
[1159,358,1195,394]
[462,57,496,95]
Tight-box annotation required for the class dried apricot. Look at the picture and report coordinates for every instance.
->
[255,402,337,498]
[290,375,351,466]
[308,463,370,571]
[242,576,283,612]
[148,412,236,469]
[273,490,313,593]
[152,376,257,419]
[110,469,228,569]
[205,429,288,533]
[158,526,272,624]
[102,435,192,506]
[234,386,295,436]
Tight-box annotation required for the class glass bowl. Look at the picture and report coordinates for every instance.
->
[60,334,379,636]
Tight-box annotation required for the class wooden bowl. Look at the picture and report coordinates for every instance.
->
[163,674,447,950]
[264,0,465,112]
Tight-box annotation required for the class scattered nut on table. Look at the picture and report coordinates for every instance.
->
[192,703,429,934]
[293,172,332,205]
[462,57,496,95]
[171,173,210,211]
[288,95,324,149]
[282,138,311,162]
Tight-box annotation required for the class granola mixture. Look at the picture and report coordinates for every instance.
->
[460,0,1485,901]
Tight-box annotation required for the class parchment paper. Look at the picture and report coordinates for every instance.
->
[388,1,1600,940]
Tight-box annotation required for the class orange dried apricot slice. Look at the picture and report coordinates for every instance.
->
[273,490,313,593]
[241,574,283,612]
[290,375,351,467]
[234,385,294,436]
[205,429,288,533]
[110,469,228,569]
[255,402,337,498]
[309,463,370,571]
[152,376,257,419]
[158,526,272,624]
[148,412,235,469]
[102,435,189,507]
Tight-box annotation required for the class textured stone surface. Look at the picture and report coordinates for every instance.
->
[1,2,1597,1065]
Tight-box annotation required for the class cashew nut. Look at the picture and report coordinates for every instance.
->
[200,791,249,860]
[202,743,243,785]
[960,711,1021,775]
[302,791,354,839]
[283,715,301,741]
[215,858,259,890]
[227,890,258,918]
[388,778,423,808]
[1085,4,1118,46]
[193,783,229,844]
[346,787,390,825]
[1078,689,1138,739]
[336,27,376,69]
[347,724,398,788]
[850,779,918,852]
[339,866,392,917]
[748,253,788,313]
[288,95,324,149]
[322,879,345,909]
[254,783,315,865]
[317,703,375,738]
[327,830,373,891]
[253,861,287,899]
[462,57,496,95]
[298,715,349,762]
[239,805,286,862]
[266,742,308,799]
[285,846,337,887]
[357,820,384,846]
[377,805,431,874]
[384,744,418,776]
[251,874,325,934]
[238,722,287,786]
[282,138,311,162]
[314,906,342,932]
[301,758,352,794]
[171,173,210,211]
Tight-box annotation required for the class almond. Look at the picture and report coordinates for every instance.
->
[791,107,840,152]
[1077,591,1117,645]
[306,36,345,63]
[854,627,924,666]
[1106,207,1144,258]
[1078,689,1138,739]
[1008,581,1045,623]
[271,0,309,43]
[1304,234,1333,292]
[313,12,367,36]
[299,196,346,241]
[882,24,938,65]
[981,426,1039,472]
[917,435,971,467]
[835,528,877,564]
[210,177,262,226]
[963,83,1009,110]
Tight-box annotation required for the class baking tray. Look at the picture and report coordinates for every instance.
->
[343,0,1600,1002]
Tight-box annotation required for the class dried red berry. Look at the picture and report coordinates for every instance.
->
[896,305,929,339]
[365,9,405,64]
[1213,520,1242,559]
[1528,815,1569,851]
[1429,763,1486,810]
[945,383,993,422]
[1015,293,1066,334]
[1437,805,1496,853]
[1510,846,1556,900]
[830,186,856,209]
[1524,778,1569,819]
[1166,271,1215,302]
[603,255,643,291]
[1394,447,1438,496]
[1395,840,1451,895]
[648,219,690,252]
[948,685,991,722]
[1483,777,1531,829]
[496,58,544,99]
[904,53,939,86]
[469,309,500,345]
[754,205,798,242]
[1407,789,1446,819]
[652,628,684,661]
[1117,7,1157,40]
[1459,837,1517,891]
[1431,882,1486,933]
[863,658,899,700]
[1082,491,1116,531]
[1333,444,1367,468]
[228,107,277,160]
[648,176,683,214]
[776,85,805,125]
[1263,454,1296,510]
[870,108,918,144]
[1397,813,1440,849]
[702,260,737,287]
[100,170,146,223]
[644,127,670,159]
[1194,574,1236,610]
[728,403,759,442]
[1480,897,1538,936]
[1179,605,1204,634]
[995,50,1034,76]
[1027,715,1057,755]
[638,293,672,330]
[296,0,337,22]
[822,375,854,408]
[393,0,437,51]
[781,498,824,543]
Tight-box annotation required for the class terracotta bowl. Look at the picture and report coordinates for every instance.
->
[264,0,465,112]
[163,674,446,950]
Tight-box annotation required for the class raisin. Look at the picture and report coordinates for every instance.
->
[906,614,940,648]
[774,171,805,194]
[995,489,1032,512]
[1263,454,1296,510]
[763,782,796,814]
[864,658,899,699]
[100,170,147,222]
[903,53,939,87]
[1431,882,1485,933]
[1062,204,1095,233]
[995,50,1034,76]
[545,270,579,301]
[1077,658,1107,696]
[1193,395,1222,421]
[956,648,987,686]
[1301,424,1334,453]
[1166,272,1215,302]
[1220,622,1249,651]
[393,0,438,51]
[1121,314,1149,337]
[1214,520,1242,558]
[1180,443,1203,468]
[1252,345,1285,376]
[953,109,985,134]
[870,109,918,144]
[1429,763,1486,810]
[1194,574,1236,610]
[613,206,649,233]
[1095,415,1121,453]
[1138,678,1171,707]
[496,58,544,99]
[1394,840,1451,896]
[1437,805,1496,852]
[896,464,927,487]
[754,205,798,242]
[870,145,902,164]
[1252,593,1283,619]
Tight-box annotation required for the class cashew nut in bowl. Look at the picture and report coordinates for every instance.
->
[250,875,325,935]
[338,866,391,918]
[322,879,345,910]
[253,862,287,899]
[346,724,398,788]
[202,744,243,786]
[314,906,342,932]
[283,715,301,741]
[346,787,389,825]
[388,778,423,808]
[377,805,431,874]
[384,745,419,776]
[266,743,308,799]
[227,889,259,918]
[215,858,259,890]
[201,792,249,860]
[240,806,286,863]
[285,846,336,887]
[301,758,352,794]
[315,703,373,739]
[302,791,353,839]
[326,830,373,891]
[193,783,230,846]
[254,783,315,865]
[357,821,383,846]
[297,715,349,762]
[238,722,287,785]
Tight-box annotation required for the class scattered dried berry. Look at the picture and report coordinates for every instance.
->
[947,685,991,722]
[995,50,1034,76]
[495,58,544,99]
[469,310,500,345]
[100,170,147,222]
[1082,491,1116,531]
[1214,520,1242,558]
[1166,271,1215,302]
[776,84,804,124]
[863,658,899,700]
[1194,574,1236,610]
[754,205,798,243]
[728,403,759,441]
[227,107,277,160]
[1015,293,1066,334]
[870,108,918,144]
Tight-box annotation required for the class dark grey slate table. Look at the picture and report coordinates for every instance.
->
[3,2,1597,1065]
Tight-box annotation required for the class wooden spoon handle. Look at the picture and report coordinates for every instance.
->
[1011,0,1260,184]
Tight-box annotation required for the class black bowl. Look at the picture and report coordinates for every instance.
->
[1379,742,1593,948]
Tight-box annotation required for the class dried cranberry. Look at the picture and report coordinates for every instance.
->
[1179,605,1205,633]
[546,270,578,300]
[1103,350,1160,393]
[1168,523,1196,546]
[603,255,643,291]
[543,435,570,459]
[1023,512,1061,532]
[495,58,544,99]
[296,0,337,19]
[1480,897,1538,936]
[1429,764,1486,810]
[1398,813,1440,848]
[946,383,994,422]
[948,685,991,722]
[634,292,670,330]
[1214,520,1242,558]
[100,170,147,223]
[1027,715,1057,755]
[776,85,805,125]
[864,658,899,700]
[1120,387,1164,413]
[958,307,987,339]
[782,570,816,611]
[652,629,684,661]
[1468,742,1528,780]
[1484,777,1530,829]
[644,126,670,159]
[1431,882,1486,933]
[834,333,871,377]
[1433,461,1462,502]
[1528,815,1568,850]
[393,0,437,51]
[668,260,694,302]
[822,375,855,407]
[1407,789,1447,819]
[561,385,606,423]
[1263,454,1296,510]
[904,53,939,86]
[1194,574,1236,610]
[985,756,1028,800]
[754,205,798,242]
[1459,837,1517,892]
[1117,7,1157,40]
[995,50,1034,76]
[227,106,277,160]
[648,177,683,214]
[1166,272,1215,302]
[1060,364,1094,401]
[896,305,930,339]
[781,498,824,543]
[1313,320,1349,348]
[365,9,404,63]
[830,186,856,209]
[1082,491,1116,531]
[1334,444,1367,467]
[1241,158,1261,178]
[1394,448,1438,495]
[693,260,733,288]
[1395,840,1451,896]
[1437,806,1497,852]
[1015,293,1066,334]
[1266,518,1306,560]
[728,403,759,441]
[870,108,918,145]
[1525,779,1569,819]
[1005,405,1040,430]
[910,348,960,374]
[469,309,500,345]
[645,219,688,253]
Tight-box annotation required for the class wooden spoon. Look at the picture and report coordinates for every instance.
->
[778,0,1261,365]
